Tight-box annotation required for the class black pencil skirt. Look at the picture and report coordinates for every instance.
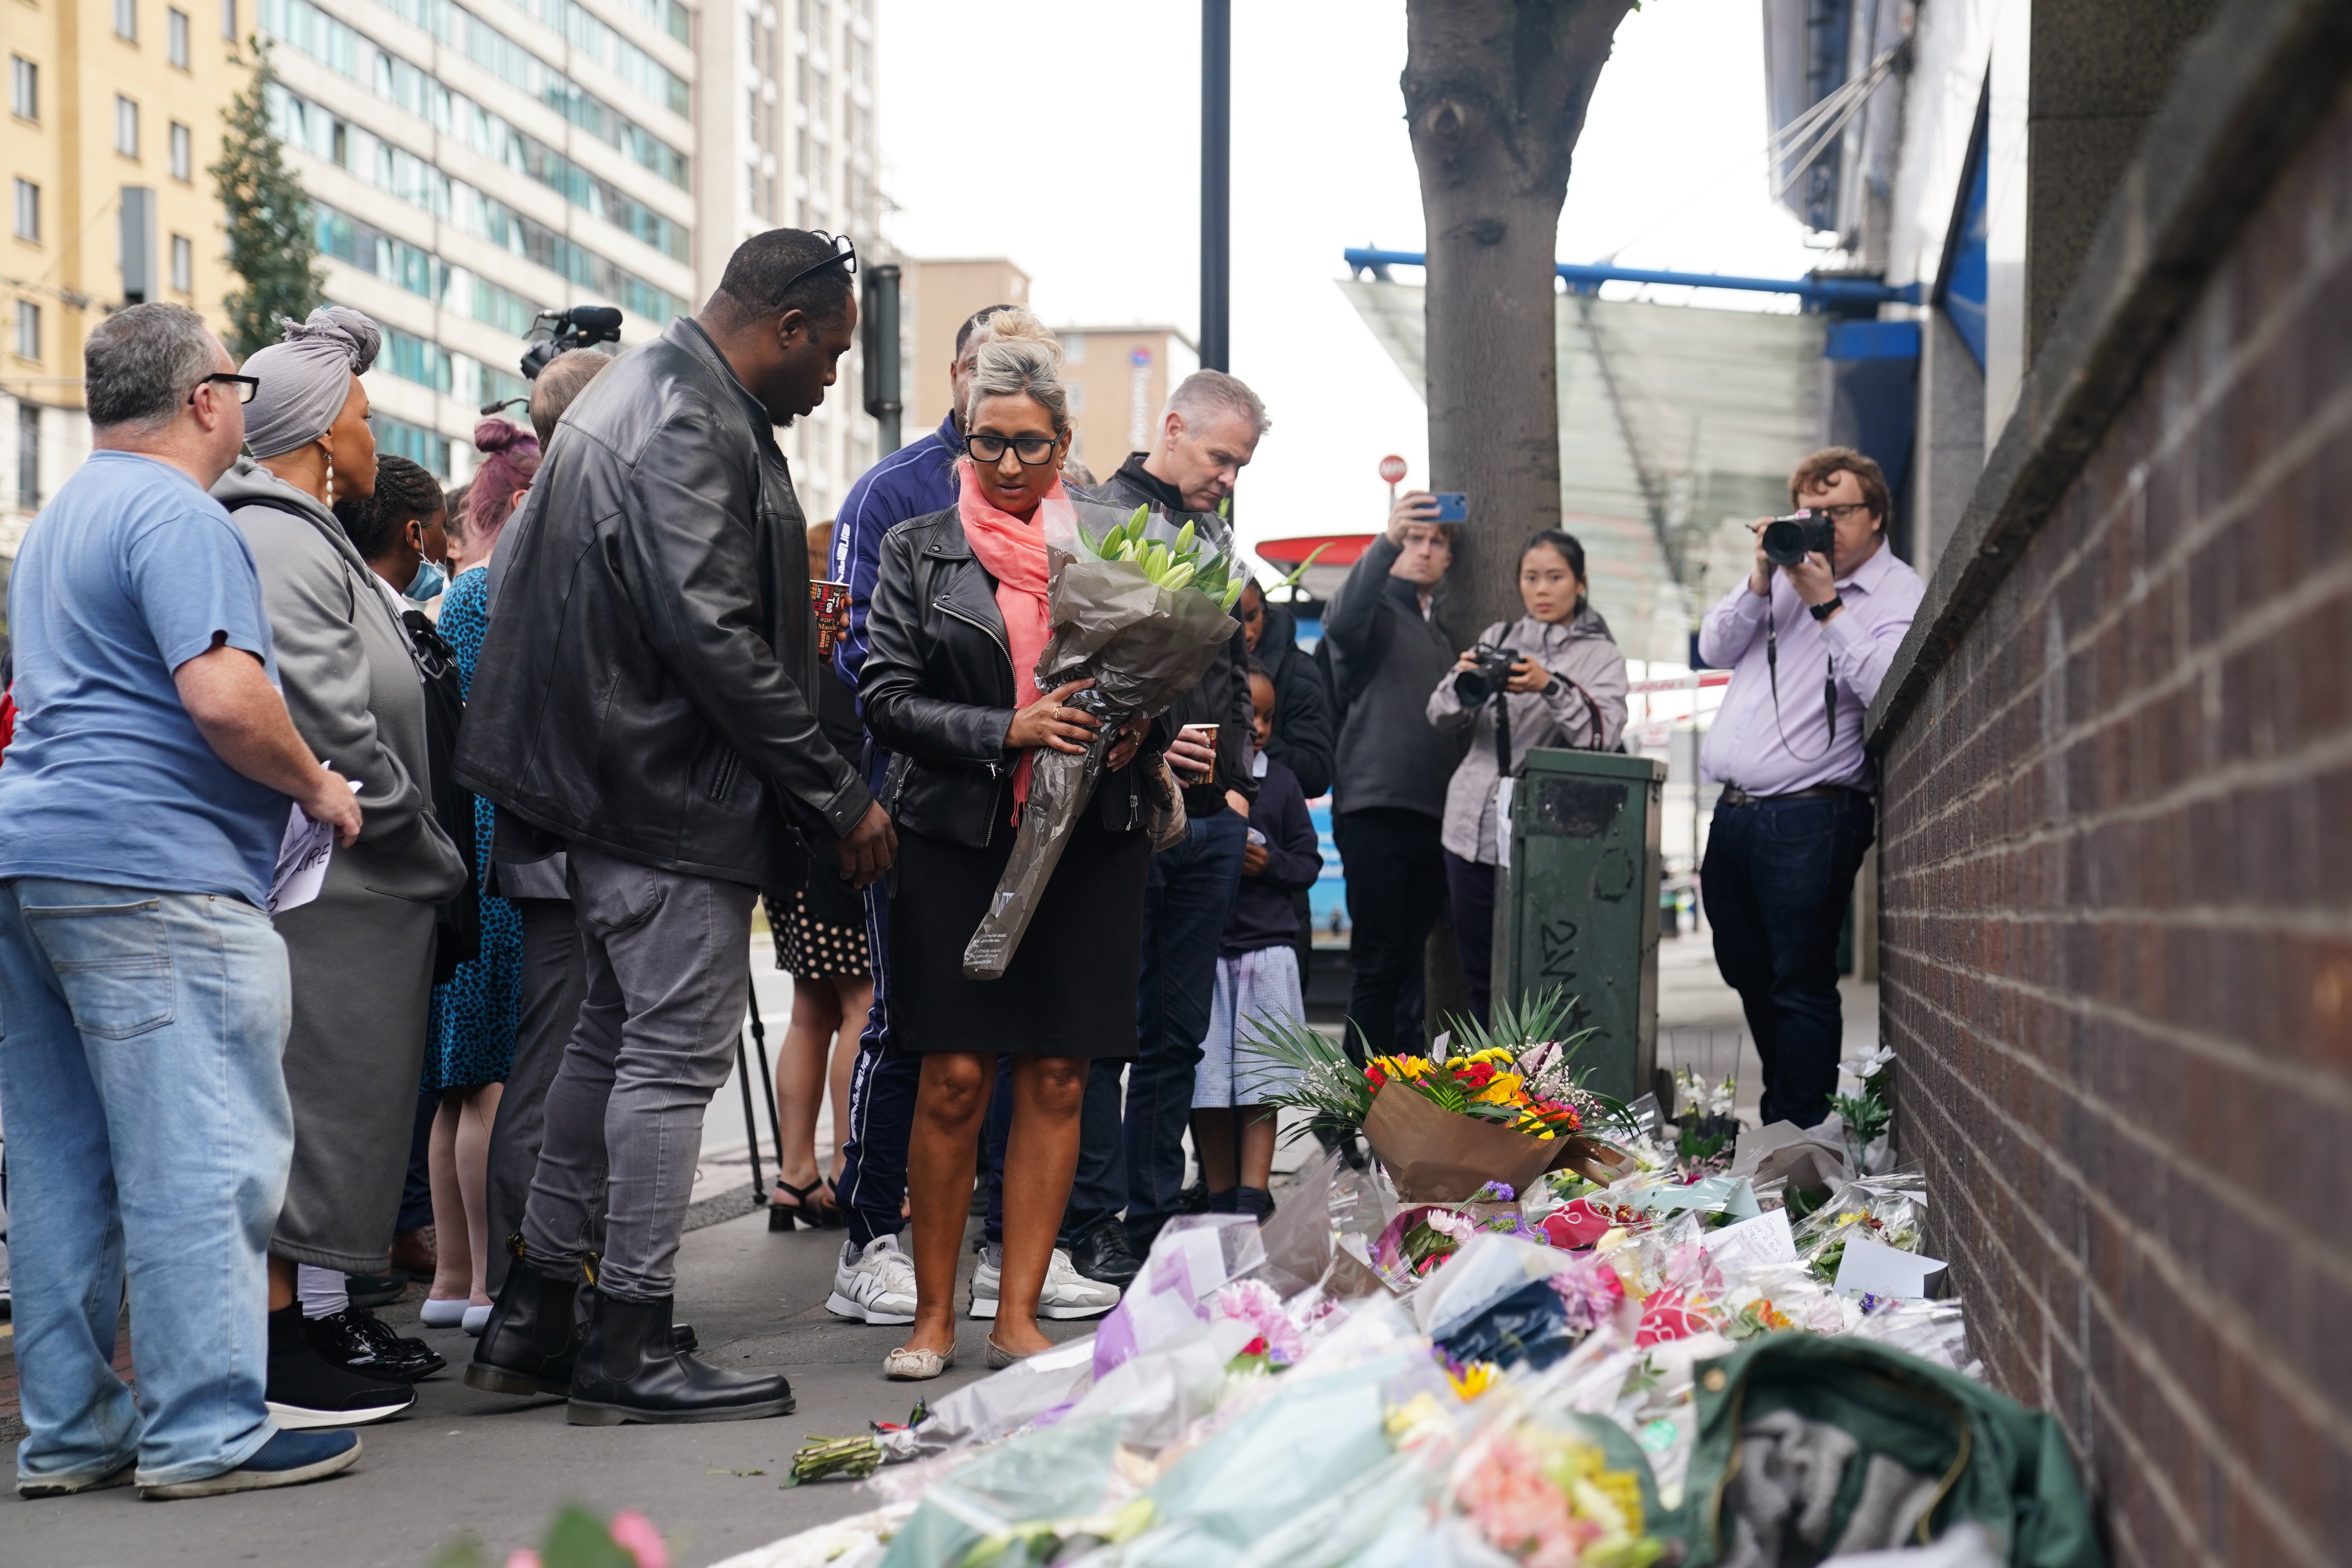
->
[887,808,1148,1059]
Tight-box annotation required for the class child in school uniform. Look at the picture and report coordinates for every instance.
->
[1192,663,1325,1222]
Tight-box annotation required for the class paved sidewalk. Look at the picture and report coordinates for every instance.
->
[0,1210,1066,1568]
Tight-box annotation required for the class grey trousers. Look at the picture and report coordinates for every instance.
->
[483,897,592,1295]
[520,845,755,1300]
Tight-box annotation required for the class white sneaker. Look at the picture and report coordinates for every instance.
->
[969,1246,1120,1321]
[827,1235,916,1325]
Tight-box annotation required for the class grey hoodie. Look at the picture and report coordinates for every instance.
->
[1426,608,1628,864]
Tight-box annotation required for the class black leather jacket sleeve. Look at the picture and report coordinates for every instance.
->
[860,523,1016,769]
[620,390,872,836]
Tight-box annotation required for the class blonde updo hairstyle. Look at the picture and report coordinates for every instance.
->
[962,308,1071,438]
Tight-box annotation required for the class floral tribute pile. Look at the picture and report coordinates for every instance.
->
[713,1048,2083,1568]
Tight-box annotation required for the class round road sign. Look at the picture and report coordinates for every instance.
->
[1377,454,1407,485]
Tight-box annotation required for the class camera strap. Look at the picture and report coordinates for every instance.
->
[1764,591,1838,763]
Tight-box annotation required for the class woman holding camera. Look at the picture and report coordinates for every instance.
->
[1426,530,1627,1023]
[859,311,1157,1379]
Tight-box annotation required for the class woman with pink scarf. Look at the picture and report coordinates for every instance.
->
[858,312,1156,1378]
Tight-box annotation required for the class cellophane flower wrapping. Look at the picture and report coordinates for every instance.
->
[1790,1171,1927,1283]
[737,1142,2002,1568]
[962,501,1238,980]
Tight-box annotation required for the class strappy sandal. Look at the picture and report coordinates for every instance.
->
[884,1345,955,1380]
[768,1176,845,1232]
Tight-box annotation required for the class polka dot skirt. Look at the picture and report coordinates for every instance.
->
[762,888,871,980]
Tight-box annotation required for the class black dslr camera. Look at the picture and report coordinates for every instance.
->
[520,305,624,381]
[1761,509,1836,568]
[1452,642,1519,705]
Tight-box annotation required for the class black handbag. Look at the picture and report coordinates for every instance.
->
[402,608,479,984]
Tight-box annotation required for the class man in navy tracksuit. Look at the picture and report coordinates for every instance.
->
[822,305,1015,1323]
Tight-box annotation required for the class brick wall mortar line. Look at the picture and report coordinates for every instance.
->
[2077,1361,2281,1568]
[1885,998,2352,1333]
[1882,717,2352,887]
[1891,997,2352,1560]
[1892,959,2352,1143]
[1877,373,2352,822]
[1882,903,2352,944]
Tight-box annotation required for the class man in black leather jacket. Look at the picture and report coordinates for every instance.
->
[456,229,893,1426]
[1074,370,1268,1262]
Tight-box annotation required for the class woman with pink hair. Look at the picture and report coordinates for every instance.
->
[418,419,539,1332]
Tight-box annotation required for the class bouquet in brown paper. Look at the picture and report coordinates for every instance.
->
[1243,990,1636,1202]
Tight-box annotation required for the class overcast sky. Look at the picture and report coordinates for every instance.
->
[877,0,1824,559]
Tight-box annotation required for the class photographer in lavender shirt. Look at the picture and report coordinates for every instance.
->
[1697,448,1924,1130]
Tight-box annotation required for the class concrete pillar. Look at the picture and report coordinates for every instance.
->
[1909,310,1985,575]
[2024,0,2223,361]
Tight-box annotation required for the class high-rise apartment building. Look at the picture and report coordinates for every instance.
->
[1,0,883,562]
[4,0,250,553]
[258,0,702,482]
[260,0,879,509]
[698,0,881,522]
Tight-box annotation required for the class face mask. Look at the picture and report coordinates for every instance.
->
[406,560,447,600]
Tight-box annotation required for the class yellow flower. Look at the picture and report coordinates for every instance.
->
[1446,1360,1502,1401]
[1470,1071,1525,1105]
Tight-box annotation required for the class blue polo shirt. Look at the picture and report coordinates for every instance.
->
[0,451,287,906]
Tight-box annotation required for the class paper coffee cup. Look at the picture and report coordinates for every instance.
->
[811,579,851,657]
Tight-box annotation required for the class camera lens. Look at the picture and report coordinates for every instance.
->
[1762,517,1808,567]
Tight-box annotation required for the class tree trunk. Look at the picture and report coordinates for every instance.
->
[1403,0,1635,648]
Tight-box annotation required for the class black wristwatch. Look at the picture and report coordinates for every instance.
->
[1809,594,1844,623]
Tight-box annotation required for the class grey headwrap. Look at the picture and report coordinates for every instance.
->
[241,305,383,460]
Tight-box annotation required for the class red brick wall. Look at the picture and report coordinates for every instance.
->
[1877,80,2352,1568]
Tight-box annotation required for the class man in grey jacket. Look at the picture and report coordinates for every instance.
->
[1322,491,1461,1063]
[458,229,892,1426]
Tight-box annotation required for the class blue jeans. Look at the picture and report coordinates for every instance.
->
[1120,809,1247,1249]
[0,880,292,1489]
[1700,792,1875,1128]
[1442,852,1498,1026]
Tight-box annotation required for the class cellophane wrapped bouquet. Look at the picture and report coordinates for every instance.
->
[961,502,1251,980]
[1245,991,1638,1202]
[723,1133,2022,1568]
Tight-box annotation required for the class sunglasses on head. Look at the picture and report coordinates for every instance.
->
[771,231,857,309]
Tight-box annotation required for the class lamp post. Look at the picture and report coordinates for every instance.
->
[1201,0,1230,373]
[862,263,903,456]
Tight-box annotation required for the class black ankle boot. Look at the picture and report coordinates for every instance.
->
[1205,1187,1240,1213]
[1235,1186,1276,1224]
[462,1252,582,1397]
[566,1291,794,1426]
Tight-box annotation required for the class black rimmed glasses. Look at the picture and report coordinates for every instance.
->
[192,372,260,405]
[966,432,1058,466]
[774,230,858,305]
[1809,503,1873,523]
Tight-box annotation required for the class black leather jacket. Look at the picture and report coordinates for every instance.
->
[861,506,1156,849]
[454,319,871,888]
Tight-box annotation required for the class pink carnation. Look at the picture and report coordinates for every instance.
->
[1210,1279,1302,1367]
[1544,1256,1625,1333]
[1456,1432,1600,1568]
